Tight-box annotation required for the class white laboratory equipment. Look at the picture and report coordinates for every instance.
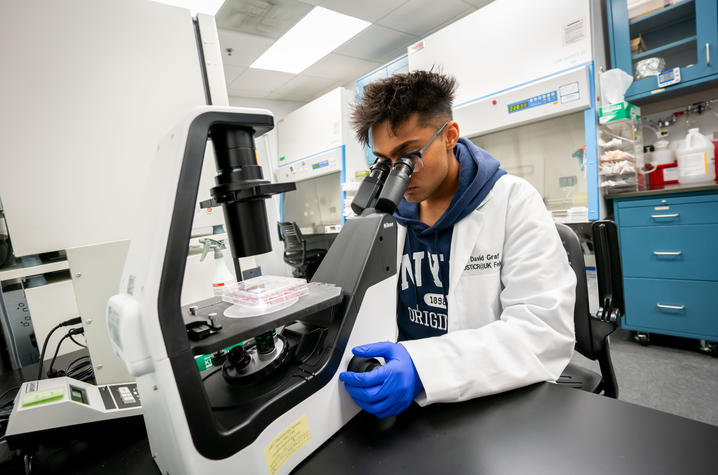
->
[4,377,142,449]
[106,106,401,475]
[275,88,367,235]
[408,0,608,222]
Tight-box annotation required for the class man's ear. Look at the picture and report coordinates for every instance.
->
[446,121,460,149]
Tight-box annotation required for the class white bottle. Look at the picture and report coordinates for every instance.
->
[676,128,716,185]
[200,238,237,297]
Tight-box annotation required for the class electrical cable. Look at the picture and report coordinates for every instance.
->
[68,333,87,348]
[37,323,63,380]
[66,358,94,382]
[46,327,86,378]
[65,355,90,373]
[47,334,71,378]
[36,316,82,380]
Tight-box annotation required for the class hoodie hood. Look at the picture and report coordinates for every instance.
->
[394,137,505,233]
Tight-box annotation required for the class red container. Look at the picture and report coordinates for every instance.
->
[647,162,680,189]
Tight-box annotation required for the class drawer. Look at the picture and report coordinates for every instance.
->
[623,278,718,339]
[619,225,718,281]
[616,200,718,227]
[615,192,718,210]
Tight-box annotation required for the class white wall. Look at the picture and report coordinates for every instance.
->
[0,0,210,257]
[228,96,305,276]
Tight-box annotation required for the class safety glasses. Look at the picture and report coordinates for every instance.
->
[375,120,449,173]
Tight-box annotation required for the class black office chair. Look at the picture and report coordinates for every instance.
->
[556,221,625,399]
[277,221,327,280]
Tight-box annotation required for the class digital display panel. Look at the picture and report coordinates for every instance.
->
[507,91,558,114]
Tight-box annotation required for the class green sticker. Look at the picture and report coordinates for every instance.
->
[22,388,66,407]
[279,156,286,162]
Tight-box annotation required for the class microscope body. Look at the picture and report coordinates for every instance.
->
[107,106,401,475]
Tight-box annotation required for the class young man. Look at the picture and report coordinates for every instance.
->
[339,71,576,419]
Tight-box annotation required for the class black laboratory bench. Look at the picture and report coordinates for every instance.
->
[2,352,718,474]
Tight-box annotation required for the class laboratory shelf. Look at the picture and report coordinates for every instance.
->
[0,259,69,282]
[631,35,696,61]
[629,0,695,32]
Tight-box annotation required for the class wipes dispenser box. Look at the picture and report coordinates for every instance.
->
[599,102,640,124]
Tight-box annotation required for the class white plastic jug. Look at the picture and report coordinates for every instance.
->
[676,128,716,185]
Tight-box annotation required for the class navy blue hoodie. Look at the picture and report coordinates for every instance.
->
[394,138,505,341]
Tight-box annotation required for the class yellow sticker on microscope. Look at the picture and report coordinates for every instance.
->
[264,415,311,475]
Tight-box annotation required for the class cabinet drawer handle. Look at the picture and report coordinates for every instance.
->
[650,213,679,219]
[707,42,711,66]
[657,303,685,311]
[653,251,682,256]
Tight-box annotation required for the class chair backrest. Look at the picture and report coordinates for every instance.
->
[277,222,305,253]
[555,223,594,359]
[277,221,307,270]
[592,220,625,321]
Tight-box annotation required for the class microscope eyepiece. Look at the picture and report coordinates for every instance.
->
[350,156,392,215]
[374,156,414,214]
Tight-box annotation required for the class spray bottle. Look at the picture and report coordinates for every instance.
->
[199,238,236,296]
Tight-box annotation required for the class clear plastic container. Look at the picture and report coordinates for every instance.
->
[222,275,308,309]
[598,115,644,193]
[676,128,716,185]
[652,140,675,165]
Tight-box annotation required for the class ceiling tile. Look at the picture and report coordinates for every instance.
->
[297,0,325,5]
[228,68,295,97]
[376,0,475,37]
[321,0,408,22]
[302,53,381,81]
[334,25,418,63]
[216,0,314,39]
[267,75,336,102]
[224,65,248,87]
[218,29,276,67]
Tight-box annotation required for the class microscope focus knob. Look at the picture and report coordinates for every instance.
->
[227,346,251,370]
[347,356,382,373]
[211,349,228,367]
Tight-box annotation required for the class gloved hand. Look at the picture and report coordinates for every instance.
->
[339,341,423,419]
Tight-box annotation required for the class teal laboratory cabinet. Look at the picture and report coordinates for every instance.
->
[612,188,718,342]
[606,0,718,103]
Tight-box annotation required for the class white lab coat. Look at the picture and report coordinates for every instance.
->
[397,174,576,405]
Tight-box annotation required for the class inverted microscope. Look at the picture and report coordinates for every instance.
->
[106,106,414,474]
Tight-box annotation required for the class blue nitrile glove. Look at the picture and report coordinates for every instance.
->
[339,342,423,419]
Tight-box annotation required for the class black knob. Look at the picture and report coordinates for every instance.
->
[210,349,228,367]
[227,345,251,370]
[347,356,382,373]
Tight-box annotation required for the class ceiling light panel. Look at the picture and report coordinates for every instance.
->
[250,7,371,74]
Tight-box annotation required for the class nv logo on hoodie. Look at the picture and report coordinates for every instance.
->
[399,249,450,340]
[394,138,506,342]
